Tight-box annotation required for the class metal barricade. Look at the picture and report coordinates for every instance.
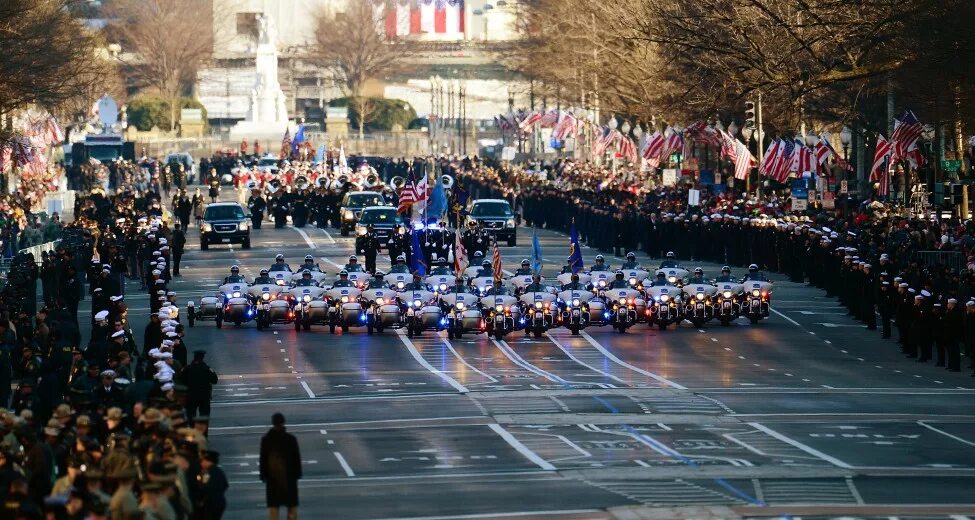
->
[914,250,966,273]
[18,240,61,265]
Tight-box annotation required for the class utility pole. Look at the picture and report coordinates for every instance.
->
[756,91,764,199]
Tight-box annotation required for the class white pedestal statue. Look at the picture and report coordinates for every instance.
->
[230,13,289,140]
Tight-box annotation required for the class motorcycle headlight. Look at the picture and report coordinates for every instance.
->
[238,221,249,231]
[495,304,503,312]
[598,280,606,287]
[752,289,760,297]
[413,299,422,308]
[303,295,311,302]
[505,218,515,228]
[696,292,705,301]
[629,277,637,285]
[668,276,676,283]
[340,296,349,303]
[232,291,241,298]
[723,290,732,298]
[456,302,465,310]
[572,298,580,307]
[276,279,285,286]
[261,293,270,300]
[619,297,627,305]
[439,283,448,292]
[356,226,367,236]
[202,223,212,232]
[397,282,405,289]
[376,297,385,305]
[535,301,543,309]
[660,294,669,302]
[343,209,354,220]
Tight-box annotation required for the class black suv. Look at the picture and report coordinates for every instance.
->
[201,202,251,250]
[339,191,387,236]
[355,206,399,250]
[467,199,517,246]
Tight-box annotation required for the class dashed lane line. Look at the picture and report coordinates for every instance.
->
[487,423,556,471]
[578,331,687,390]
[395,330,469,393]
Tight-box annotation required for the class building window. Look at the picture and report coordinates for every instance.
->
[236,12,258,38]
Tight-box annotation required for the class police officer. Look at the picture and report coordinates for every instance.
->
[742,264,769,282]
[524,274,547,293]
[390,255,410,274]
[387,225,405,265]
[294,270,317,287]
[659,251,680,269]
[621,252,641,270]
[591,255,610,272]
[344,255,365,272]
[878,281,894,338]
[469,251,485,269]
[450,276,471,294]
[269,254,291,272]
[272,191,289,228]
[291,185,309,228]
[560,256,576,275]
[944,298,962,371]
[224,265,245,284]
[357,224,381,273]
[687,267,707,285]
[648,271,670,287]
[331,270,355,288]
[608,271,630,289]
[301,255,321,272]
[714,266,735,283]
[365,271,390,289]
[485,279,510,296]
[561,273,587,291]
[514,260,533,276]
[402,273,428,291]
[476,260,494,279]
[247,185,267,230]
[253,269,273,285]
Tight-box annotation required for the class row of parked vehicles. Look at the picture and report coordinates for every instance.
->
[185,256,773,340]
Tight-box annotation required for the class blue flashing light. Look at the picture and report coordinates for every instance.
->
[439,318,447,326]
[359,314,368,323]
[519,318,526,325]
[605,312,611,318]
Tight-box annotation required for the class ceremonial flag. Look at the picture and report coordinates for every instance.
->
[397,168,419,214]
[870,134,892,188]
[617,136,638,162]
[280,129,291,159]
[760,139,781,177]
[531,229,543,276]
[568,222,584,274]
[771,138,796,182]
[815,135,835,165]
[426,176,448,222]
[642,131,664,161]
[538,110,559,127]
[518,111,543,131]
[891,111,923,162]
[660,128,683,161]
[793,138,814,174]
[732,138,756,180]
[315,143,326,163]
[552,112,577,141]
[414,170,429,210]
[291,124,305,154]
[491,239,503,283]
[592,127,617,157]
[410,230,426,277]
[453,230,467,275]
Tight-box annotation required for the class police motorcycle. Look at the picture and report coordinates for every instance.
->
[588,255,615,292]
[289,273,328,332]
[681,269,719,328]
[424,263,455,294]
[201,280,255,329]
[658,252,690,287]
[324,272,365,334]
[556,272,603,328]
[187,285,226,328]
[557,286,594,335]
[714,266,744,326]
[360,272,401,335]
[440,279,484,340]
[398,284,443,338]
[250,282,291,330]
[339,256,370,288]
[644,271,683,330]
[516,276,558,338]
[480,280,521,341]
[741,264,773,324]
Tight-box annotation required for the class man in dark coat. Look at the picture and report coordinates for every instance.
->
[171,223,186,277]
[260,413,302,520]
[181,350,218,419]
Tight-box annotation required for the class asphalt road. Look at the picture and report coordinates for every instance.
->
[103,194,975,519]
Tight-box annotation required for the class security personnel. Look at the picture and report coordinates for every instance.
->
[944,298,962,371]
[591,255,610,272]
[621,252,641,270]
[223,265,245,284]
[269,254,291,272]
[524,274,547,293]
[687,267,708,285]
[476,260,494,279]
[253,269,273,285]
[247,182,267,229]
[387,225,405,265]
[561,273,587,291]
[741,264,769,282]
[560,256,576,275]
[294,270,317,287]
[344,255,365,272]
[660,251,680,269]
[514,260,533,276]
[429,262,453,275]
[469,251,485,269]
[878,281,894,338]
[331,271,355,288]
[365,271,390,289]
[301,255,322,272]
[272,192,289,228]
[462,221,488,259]
[357,224,381,273]
[608,271,630,289]
[485,279,511,296]
[390,255,411,274]
[450,277,472,294]
[291,186,309,227]
[861,263,877,330]
[402,273,428,291]
[714,266,736,283]
[648,271,670,287]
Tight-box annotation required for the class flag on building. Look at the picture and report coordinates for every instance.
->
[384,0,465,39]
[491,238,503,283]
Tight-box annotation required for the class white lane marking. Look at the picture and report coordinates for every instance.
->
[436,336,499,383]
[918,421,975,447]
[578,331,686,390]
[374,510,603,520]
[294,227,316,249]
[492,339,568,385]
[316,227,337,245]
[300,381,315,398]
[395,330,469,393]
[544,333,628,385]
[748,422,852,468]
[487,423,556,471]
[333,452,355,476]
[770,308,803,327]
[320,256,344,269]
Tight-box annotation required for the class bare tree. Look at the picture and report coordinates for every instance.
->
[0,0,115,132]
[309,1,412,138]
[106,0,214,131]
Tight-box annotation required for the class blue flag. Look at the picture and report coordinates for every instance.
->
[291,124,305,153]
[410,230,426,276]
[426,178,448,223]
[568,222,584,274]
[531,229,543,275]
[315,143,326,163]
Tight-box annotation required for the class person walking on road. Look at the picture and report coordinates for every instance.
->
[261,412,302,520]
[181,350,218,419]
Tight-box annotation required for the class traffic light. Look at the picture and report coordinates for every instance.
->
[952,183,964,204]
[744,101,756,129]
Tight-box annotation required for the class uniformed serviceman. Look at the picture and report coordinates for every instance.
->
[357,224,381,273]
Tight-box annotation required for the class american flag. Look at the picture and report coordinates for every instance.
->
[732,138,756,180]
[771,138,796,183]
[815,135,835,165]
[518,111,543,132]
[397,168,420,214]
[538,110,559,128]
[552,112,577,141]
[870,134,892,196]
[718,130,737,160]
[890,111,923,163]
[592,127,618,157]
[384,0,465,39]
[642,131,664,161]
[617,136,638,162]
[280,129,291,159]
[659,128,683,161]
[491,239,503,283]
[453,230,467,275]
[760,139,780,178]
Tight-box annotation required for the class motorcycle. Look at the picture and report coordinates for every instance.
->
[742,280,773,324]
[441,291,483,340]
[556,272,592,287]
[645,285,682,330]
[207,282,255,329]
[658,267,690,287]
[361,287,401,335]
[520,290,557,338]
[270,271,292,287]
[588,270,615,291]
[621,269,650,289]
[425,273,453,294]
[345,271,370,288]
[249,284,291,330]
[388,272,412,291]
[714,281,744,325]
[289,286,327,332]
[290,271,328,286]
[470,276,495,297]
[186,286,230,328]
[557,289,594,335]
[605,288,640,333]
[324,285,364,333]
[398,289,442,338]
[682,283,718,328]
[481,294,520,340]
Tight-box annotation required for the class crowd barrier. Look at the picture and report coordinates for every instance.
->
[914,250,966,272]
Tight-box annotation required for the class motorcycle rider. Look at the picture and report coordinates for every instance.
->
[401,273,428,291]
[269,254,292,272]
[591,255,610,272]
[485,279,511,296]
[365,271,390,289]
[224,265,246,284]
[468,250,485,269]
[609,271,630,289]
[514,260,533,276]
[648,271,670,287]
[344,255,365,272]
[687,267,708,285]
[714,266,736,283]
[389,255,411,274]
[253,269,273,285]
[294,270,317,287]
[429,262,453,276]
[476,260,494,279]
[523,274,547,293]
[331,271,355,288]
[659,251,681,269]
[742,264,770,282]
[621,252,641,270]
[451,277,473,294]
[560,256,575,274]
[561,273,587,291]
[301,255,322,272]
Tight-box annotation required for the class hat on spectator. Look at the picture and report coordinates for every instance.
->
[914,295,924,300]
[140,408,162,424]
[94,310,109,321]
[967,301,975,308]
[93,287,103,293]
[111,330,125,338]
[908,288,916,294]
[899,283,908,288]
[152,270,162,276]
[106,407,125,421]
[880,254,889,260]
[52,404,73,420]
[949,298,958,304]
[161,382,174,391]
[43,419,62,436]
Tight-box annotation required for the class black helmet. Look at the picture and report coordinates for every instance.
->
[275,254,284,261]
[482,260,491,268]
[304,255,313,261]
[656,271,665,278]
[626,252,636,260]
[571,273,579,282]
[532,273,541,281]
[721,265,731,273]
[375,271,385,278]
[666,251,675,258]
[260,269,269,275]
[694,267,703,275]
[615,270,624,278]
[302,270,311,277]
[521,259,530,267]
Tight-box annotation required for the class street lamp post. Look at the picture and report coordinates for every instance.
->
[840,125,852,215]
[742,126,754,194]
